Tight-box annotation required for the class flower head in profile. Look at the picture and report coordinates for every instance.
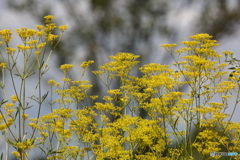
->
[6,47,17,55]
[0,29,12,45]
[12,151,20,158]
[46,34,58,42]
[59,25,68,32]
[60,64,74,76]
[11,95,18,103]
[44,15,55,23]
[80,60,94,69]
[160,44,177,49]
[0,63,6,71]
[190,33,212,41]
[48,80,57,87]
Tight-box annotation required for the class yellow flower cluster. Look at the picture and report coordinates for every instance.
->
[190,33,213,40]
[96,52,140,81]
[0,15,70,159]
[47,79,60,87]
[1,16,240,160]
[11,151,21,158]
[46,33,58,42]
[58,25,68,32]
[0,63,6,71]
[59,64,74,72]
[0,29,12,45]
[59,64,74,77]
[16,27,37,41]
[160,43,177,48]
[15,139,35,151]
[6,47,17,55]
[80,60,94,69]
[44,15,55,23]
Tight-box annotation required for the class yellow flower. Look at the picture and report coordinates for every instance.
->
[92,70,104,76]
[174,47,192,54]
[0,29,12,45]
[11,95,18,103]
[35,51,41,56]
[160,43,177,49]
[89,95,98,101]
[56,83,61,88]
[61,78,71,82]
[60,64,74,74]
[80,60,94,69]
[21,114,28,120]
[0,123,8,130]
[44,15,55,23]
[222,50,234,56]
[0,63,6,71]
[16,28,37,40]
[6,47,17,55]
[53,108,73,119]
[46,34,58,42]
[17,45,32,51]
[7,118,14,126]
[48,79,57,87]
[37,42,46,49]
[12,151,20,158]
[180,41,200,47]
[190,33,213,41]
[26,40,38,45]
[107,89,122,96]
[36,25,44,31]
[3,103,14,112]
[36,31,45,37]
[44,23,57,33]
[59,25,68,32]
[109,52,140,61]
[29,122,37,128]
[40,132,49,138]
[15,139,35,151]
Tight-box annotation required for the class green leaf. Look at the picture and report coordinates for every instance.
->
[6,139,17,146]
[228,67,236,70]
[25,105,33,109]
[173,117,179,129]
[38,146,47,154]
[11,62,17,69]
[42,92,49,102]
[50,150,64,154]
[14,106,20,119]
[14,73,22,77]
[39,61,45,70]
[0,100,8,106]
[28,95,40,103]
[41,67,50,75]
[25,72,36,78]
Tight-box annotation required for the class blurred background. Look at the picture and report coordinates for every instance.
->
[1,0,240,159]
